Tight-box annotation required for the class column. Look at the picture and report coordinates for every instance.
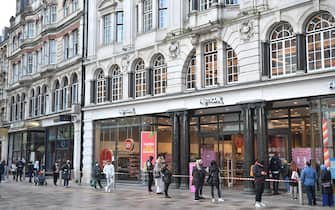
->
[296,34,306,73]
[256,102,271,194]
[172,112,181,188]
[242,104,255,193]
[180,110,190,189]
[216,41,224,86]
[82,119,94,184]
[73,117,82,182]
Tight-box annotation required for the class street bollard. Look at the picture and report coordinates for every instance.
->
[298,180,303,205]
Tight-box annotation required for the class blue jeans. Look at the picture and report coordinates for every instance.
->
[304,185,316,205]
[284,176,290,192]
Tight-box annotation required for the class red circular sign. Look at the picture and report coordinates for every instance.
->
[124,138,135,152]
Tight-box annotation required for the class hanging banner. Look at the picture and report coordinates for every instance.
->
[141,131,157,171]
[189,162,196,193]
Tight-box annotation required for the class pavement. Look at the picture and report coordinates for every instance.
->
[0,178,330,210]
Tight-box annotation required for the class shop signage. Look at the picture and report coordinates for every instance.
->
[59,115,72,122]
[119,108,136,116]
[140,131,157,171]
[189,162,196,193]
[124,138,135,152]
[10,121,25,129]
[200,96,224,106]
[99,148,113,167]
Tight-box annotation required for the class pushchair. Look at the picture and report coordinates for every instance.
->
[34,170,47,186]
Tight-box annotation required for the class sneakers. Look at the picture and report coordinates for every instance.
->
[255,202,261,208]
[260,202,266,207]
[218,198,224,202]
[212,198,216,203]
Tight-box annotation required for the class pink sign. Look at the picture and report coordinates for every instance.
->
[189,162,196,192]
[141,131,157,170]
[292,148,311,169]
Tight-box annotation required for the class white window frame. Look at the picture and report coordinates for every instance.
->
[153,55,167,95]
[135,59,146,98]
[27,53,33,74]
[186,54,196,90]
[158,0,168,29]
[226,46,239,83]
[116,11,124,43]
[143,0,153,32]
[49,40,56,64]
[200,0,213,11]
[203,41,217,87]
[111,66,123,101]
[96,71,106,104]
[103,14,112,44]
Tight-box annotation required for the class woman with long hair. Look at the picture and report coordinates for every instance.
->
[207,160,224,203]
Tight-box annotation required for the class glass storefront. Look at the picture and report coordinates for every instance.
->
[8,130,45,165]
[94,115,172,182]
[46,125,74,171]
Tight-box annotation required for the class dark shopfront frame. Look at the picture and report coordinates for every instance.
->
[8,129,45,166]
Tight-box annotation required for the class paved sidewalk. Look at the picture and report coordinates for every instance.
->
[0,179,327,210]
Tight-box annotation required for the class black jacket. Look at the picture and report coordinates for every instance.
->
[94,165,103,179]
[192,166,205,186]
[254,163,266,184]
[161,167,172,184]
[321,170,333,194]
[269,156,282,173]
[208,166,220,185]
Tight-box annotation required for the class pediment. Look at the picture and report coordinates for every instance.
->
[98,0,118,11]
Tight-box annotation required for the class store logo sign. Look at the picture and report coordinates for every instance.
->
[124,138,135,152]
[329,81,335,89]
[200,97,224,105]
[119,108,136,116]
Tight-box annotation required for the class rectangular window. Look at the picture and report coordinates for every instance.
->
[116,12,124,42]
[64,34,70,59]
[203,41,218,87]
[73,0,79,11]
[27,22,34,39]
[200,0,212,11]
[27,53,33,74]
[159,0,168,29]
[143,0,153,32]
[103,14,112,44]
[73,30,79,56]
[49,40,56,64]
[50,6,57,23]
[225,0,239,5]
[64,3,70,17]
[43,8,49,25]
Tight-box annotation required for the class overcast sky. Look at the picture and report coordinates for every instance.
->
[0,1,16,33]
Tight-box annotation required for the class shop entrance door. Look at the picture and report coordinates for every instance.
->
[200,135,219,168]
[268,130,289,161]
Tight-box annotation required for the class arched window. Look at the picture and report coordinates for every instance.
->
[29,89,35,117]
[10,96,15,121]
[36,87,41,116]
[203,41,217,87]
[153,54,167,95]
[41,85,47,115]
[111,65,123,101]
[270,23,296,77]
[96,70,106,104]
[134,59,146,97]
[20,93,25,120]
[16,94,20,121]
[62,77,69,110]
[306,12,335,71]
[186,52,196,90]
[71,73,79,104]
[226,45,239,83]
[53,80,60,112]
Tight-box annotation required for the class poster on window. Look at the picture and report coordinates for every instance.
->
[189,162,196,193]
[201,144,215,167]
[140,131,157,171]
[292,148,311,169]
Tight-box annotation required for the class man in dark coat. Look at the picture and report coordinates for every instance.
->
[16,159,24,182]
[0,160,4,183]
[269,152,281,194]
[62,160,71,187]
[161,164,172,198]
[254,160,267,208]
[146,156,154,192]
[192,159,205,200]
[94,162,103,189]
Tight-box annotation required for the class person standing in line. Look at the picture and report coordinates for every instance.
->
[16,159,24,181]
[154,156,164,194]
[192,159,204,201]
[301,161,317,206]
[11,161,17,181]
[146,156,154,192]
[93,161,103,189]
[320,164,334,207]
[61,160,71,187]
[0,160,4,183]
[53,162,60,186]
[281,159,291,193]
[254,160,267,208]
[207,160,224,203]
[33,160,39,177]
[198,160,206,199]
[161,164,172,198]
[269,152,282,195]
[290,161,299,200]
[103,160,115,193]
[26,161,34,183]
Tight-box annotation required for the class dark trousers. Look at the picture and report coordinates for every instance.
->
[164,182,170,197]
[272,173,280,193]
[195,184,201,200]
[16,169,23,181]
[211,183,222,198]
[53,173,59,185]
[95,178,103,188]
[305,185,316,205]
[148,173,153,191]
[255,182,265,202]
[28,171,33,183]
[64,179,69,187]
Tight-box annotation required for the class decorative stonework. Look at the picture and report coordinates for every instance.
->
[239,20,254,41]
[121,55,130,72]
[190,34,200,46]
[169,41,180,59]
